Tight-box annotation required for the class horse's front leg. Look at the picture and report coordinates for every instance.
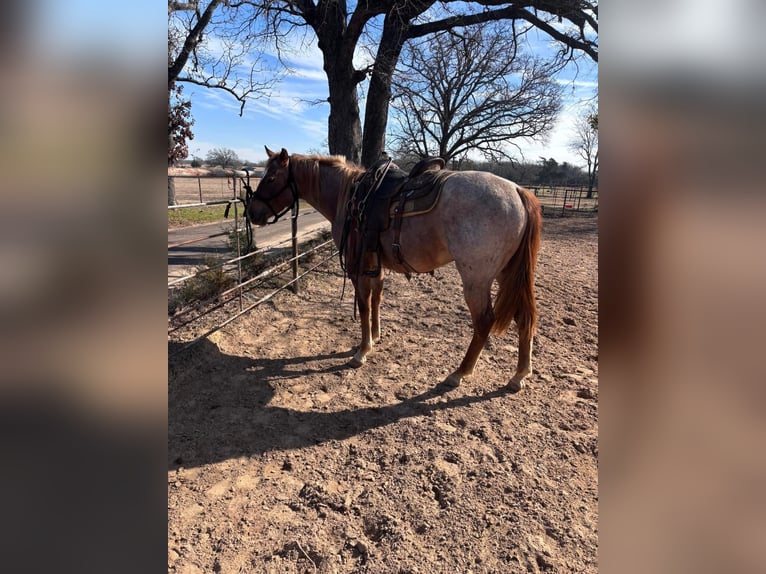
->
[371,274,384,343]
[349,277,374,368]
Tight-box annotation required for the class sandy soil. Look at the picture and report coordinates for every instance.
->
[168,215,598,573]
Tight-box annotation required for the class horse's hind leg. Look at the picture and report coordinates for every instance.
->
[509,320,533,391]
[445,279,494,387]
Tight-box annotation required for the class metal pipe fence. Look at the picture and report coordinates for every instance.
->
[168,174,334,354]
[526,186,598,215]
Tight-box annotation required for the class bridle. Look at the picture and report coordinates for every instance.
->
[249,159,300,225]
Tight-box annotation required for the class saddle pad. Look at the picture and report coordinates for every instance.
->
[389,170,455,219]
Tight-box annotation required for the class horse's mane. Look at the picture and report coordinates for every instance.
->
[292,154,364,206]
[293,153,365,180]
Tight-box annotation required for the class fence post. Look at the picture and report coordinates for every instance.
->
[562,187,568,216]
[291,211,299,294]
[234,179,243,310]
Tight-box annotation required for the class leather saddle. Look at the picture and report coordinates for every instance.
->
[342,157,453,279]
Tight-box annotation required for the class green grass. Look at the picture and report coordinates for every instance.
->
[168,205,232,227]
[168,200,314,228]
[167,256,236,314]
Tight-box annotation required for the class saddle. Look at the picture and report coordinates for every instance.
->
[341,157,454,279]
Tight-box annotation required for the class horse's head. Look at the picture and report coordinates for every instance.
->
[246,146,297,225]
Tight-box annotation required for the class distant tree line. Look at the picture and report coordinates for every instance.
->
[177,147,596,189]
[392,152,596,188]
[174,147,265,170]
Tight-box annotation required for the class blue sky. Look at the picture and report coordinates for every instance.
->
[36,0,166,62]
[35,1,595,168]
[183,21,597,167]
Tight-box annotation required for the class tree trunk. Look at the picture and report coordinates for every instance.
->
[168,175,177,206]
[326,72,362,164]
[314,3,364,165]
[168,127,178,206]
[361,81,389,168]
[361,17,405,167]
[587,155,597,198]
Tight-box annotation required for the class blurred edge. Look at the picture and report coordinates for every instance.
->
[601,2,766,573]
[0,1,167,573]
[0,1,765,573]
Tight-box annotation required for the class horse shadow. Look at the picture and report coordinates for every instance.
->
[168,339,517,470]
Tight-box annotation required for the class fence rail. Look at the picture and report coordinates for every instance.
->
[526,185,598,215]
[169,169,263,205]
[168,173,333,354]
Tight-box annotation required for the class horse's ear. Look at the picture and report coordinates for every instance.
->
[265,146,275,158]
[278,148,289,165]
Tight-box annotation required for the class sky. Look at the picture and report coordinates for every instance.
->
[33,0,596,169]
[182,19,598,168]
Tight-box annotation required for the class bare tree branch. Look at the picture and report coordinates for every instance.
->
[569,104,599,195]
[389,27,563,164]
[407,2,597,61]
[169,0,223,85]
[176,76,249,115]
[169,0,278,114]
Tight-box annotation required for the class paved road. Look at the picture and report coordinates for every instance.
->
[168,210,329,283]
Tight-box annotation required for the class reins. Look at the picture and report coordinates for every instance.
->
[229,162,301,252]
[338,158,393,278]
[225,168,255,251]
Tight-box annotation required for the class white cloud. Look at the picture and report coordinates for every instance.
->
[555,78,599,90]
[514,101,591,166]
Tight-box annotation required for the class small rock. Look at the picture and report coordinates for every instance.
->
[577,387,595,400]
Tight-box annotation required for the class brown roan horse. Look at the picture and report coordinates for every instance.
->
[247,147,541,391]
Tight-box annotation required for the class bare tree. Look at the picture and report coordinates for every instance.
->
[253,0,598,166]
[167,1,597,167]
[205,147,240,167]
[168,1,277,115]
[389,27,563,165]
[360,1,597,167]
[570,105,598,197]
[168,1,273,204]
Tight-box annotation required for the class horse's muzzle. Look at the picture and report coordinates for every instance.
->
[246,202,269,226]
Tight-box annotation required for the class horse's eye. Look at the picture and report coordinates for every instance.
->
[267,176,276,183]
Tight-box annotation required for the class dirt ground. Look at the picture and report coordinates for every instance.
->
[168,215,598,573]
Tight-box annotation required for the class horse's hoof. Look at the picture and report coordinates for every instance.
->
[508,377,526,392]
[348,355,366,368]
[444,372,462,388]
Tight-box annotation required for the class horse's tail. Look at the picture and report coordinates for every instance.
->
[491,186,542,336]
